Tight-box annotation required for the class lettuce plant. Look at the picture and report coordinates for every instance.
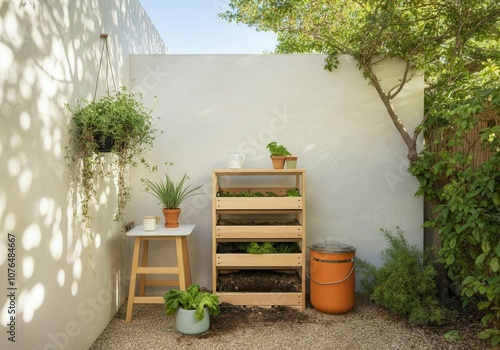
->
[163,284,220,321]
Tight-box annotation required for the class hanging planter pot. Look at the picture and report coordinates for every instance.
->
[64,34,161,267]
[93,131,115,152]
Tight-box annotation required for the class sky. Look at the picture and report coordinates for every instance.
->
[139,0,278,54]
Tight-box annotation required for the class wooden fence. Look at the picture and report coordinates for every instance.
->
[427,104,499,177]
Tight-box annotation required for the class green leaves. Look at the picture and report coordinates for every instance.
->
[142,168,203,209]
[493,192,500,206]
[266,141,291,156]
[490,258,499,273]
[431,153,500,342]
[235,242,301,254]
[163,284,220,321]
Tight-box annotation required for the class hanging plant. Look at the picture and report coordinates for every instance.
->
[65,86,160,244]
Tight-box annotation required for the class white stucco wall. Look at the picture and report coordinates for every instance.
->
[0,1,166,349]
[128,54,424,292]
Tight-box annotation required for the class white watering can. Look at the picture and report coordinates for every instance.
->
[227,153,246,169]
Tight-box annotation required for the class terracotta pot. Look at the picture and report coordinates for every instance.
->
[162,208,181,228]
[270,156,286,169]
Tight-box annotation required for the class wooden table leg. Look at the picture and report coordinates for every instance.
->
[181,236,192,286]
[139,238,149,296]
[176,236,187,290]
[126,237,141,322]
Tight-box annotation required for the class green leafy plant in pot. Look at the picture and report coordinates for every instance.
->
[266,141,291,169]
[65,86,159,246]
[141,166,203,228]
[164,284,220,334]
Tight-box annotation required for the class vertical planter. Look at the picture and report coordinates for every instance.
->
[175,307,210,334]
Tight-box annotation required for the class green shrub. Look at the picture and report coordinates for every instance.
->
[410,136,500,345]
[431,152,500,345]
[358,228,447,325]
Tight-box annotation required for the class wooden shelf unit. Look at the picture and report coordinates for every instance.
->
[212,169,306,310]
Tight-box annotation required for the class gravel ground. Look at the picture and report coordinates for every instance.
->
[90,294,493,350]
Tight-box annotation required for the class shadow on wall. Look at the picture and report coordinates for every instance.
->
[0,0,165,348]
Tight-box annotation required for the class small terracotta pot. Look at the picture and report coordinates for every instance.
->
[162,208,181,228]
[271,156,286,169]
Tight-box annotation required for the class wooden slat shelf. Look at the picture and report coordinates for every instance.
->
[215,209,302,215]
[212,169,306,310]
[213,169,305,176]
[216,292,303,308]
[216,197,302,210]
[215,225,303,240]
[216,253,302,268]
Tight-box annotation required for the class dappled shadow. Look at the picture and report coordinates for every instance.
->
[0,0,165,348]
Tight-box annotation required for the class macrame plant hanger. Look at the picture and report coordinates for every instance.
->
[93,34,117,102]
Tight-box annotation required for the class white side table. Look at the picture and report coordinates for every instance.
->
[125,224,195,322]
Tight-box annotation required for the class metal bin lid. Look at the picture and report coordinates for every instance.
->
[309,241,355,253]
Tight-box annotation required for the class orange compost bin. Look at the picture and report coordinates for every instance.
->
[308,242,356,314]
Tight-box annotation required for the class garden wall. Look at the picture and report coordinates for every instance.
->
[0,1,165,349]
[128,54,424,292]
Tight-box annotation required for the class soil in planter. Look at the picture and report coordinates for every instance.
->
[217,270,301,293]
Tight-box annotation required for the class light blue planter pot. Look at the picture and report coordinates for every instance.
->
[175,307,210,335]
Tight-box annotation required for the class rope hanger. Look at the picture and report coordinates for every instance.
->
[93,34,117,101]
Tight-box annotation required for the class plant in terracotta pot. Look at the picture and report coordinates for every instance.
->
[163,284,220,334]
[266,141,291,169]
[141,168,203,228]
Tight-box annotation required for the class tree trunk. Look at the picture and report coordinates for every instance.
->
[424,198,455,304]
[367,68,419,165]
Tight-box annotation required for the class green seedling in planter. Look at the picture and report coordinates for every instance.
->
[266,142,291,157]
[275,242,301,253]
[286,188,300,197]
[217,190,297,197]
[235,242,301,254]
[163,284,220,321]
